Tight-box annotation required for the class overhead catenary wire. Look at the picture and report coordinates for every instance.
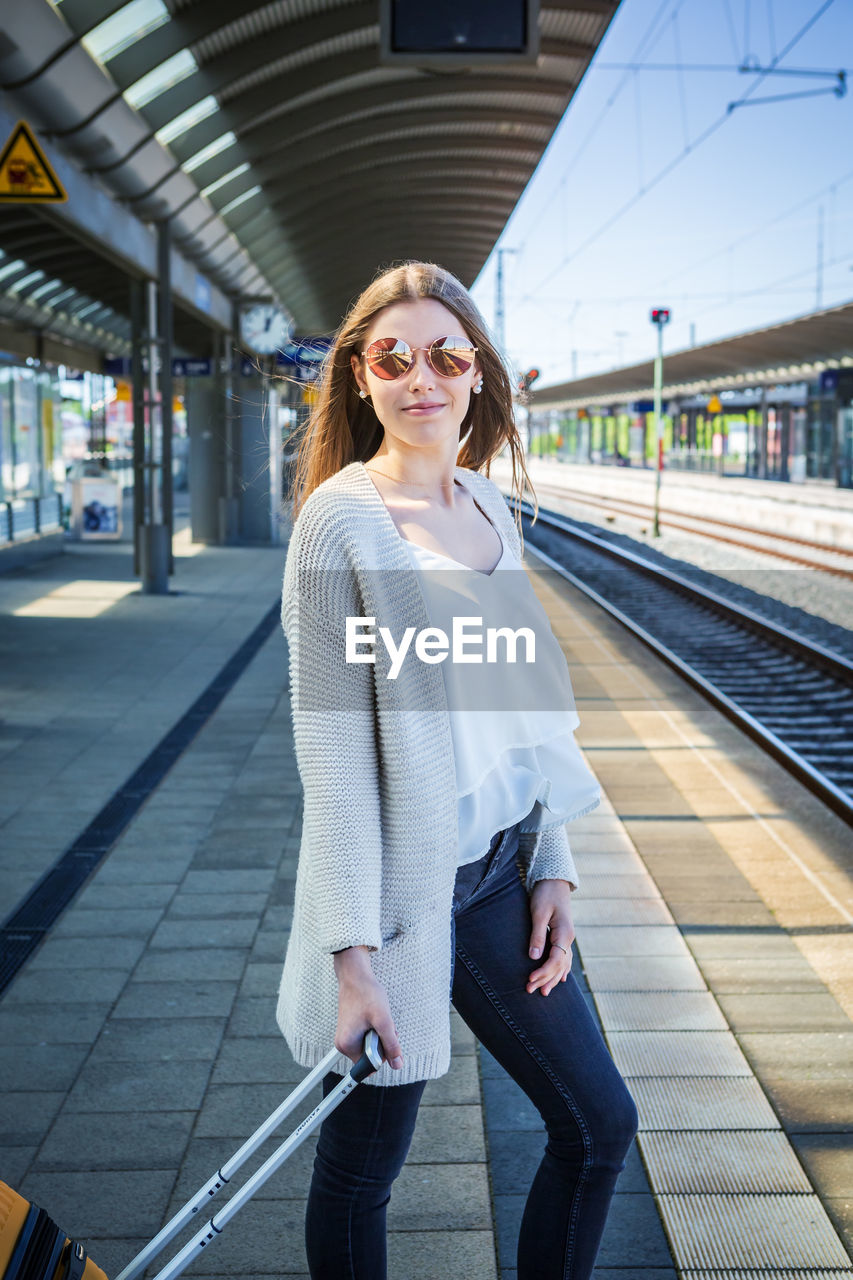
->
[517,0,840,307]
[504,0,682,264]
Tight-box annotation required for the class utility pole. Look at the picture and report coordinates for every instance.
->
[650,307,671,538]
[494,247,517,354]
[816,204,825,310]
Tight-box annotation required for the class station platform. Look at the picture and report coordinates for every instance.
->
[0,507,851,1279]
[490,455,853,550]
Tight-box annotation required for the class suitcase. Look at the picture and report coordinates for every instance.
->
[1,1032,382,1280]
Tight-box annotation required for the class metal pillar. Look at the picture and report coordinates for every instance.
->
[494,247,516,355]
[218,311,239,544]
[138,269,169,593]
[650,312,670,537]
[158,222,175,574]
[130,277,146,577]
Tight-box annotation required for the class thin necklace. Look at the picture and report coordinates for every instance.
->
[365,464,459,490]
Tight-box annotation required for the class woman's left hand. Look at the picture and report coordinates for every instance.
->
[526,878,575,997]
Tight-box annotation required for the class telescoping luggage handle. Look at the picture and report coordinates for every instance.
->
[115,1031,383,1280]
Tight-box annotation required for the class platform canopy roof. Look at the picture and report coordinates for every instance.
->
[33,0,620,335]
[535,300,853,409]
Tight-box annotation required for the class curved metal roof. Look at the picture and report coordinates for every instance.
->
[534,300,853,408]
[45,0,619,334]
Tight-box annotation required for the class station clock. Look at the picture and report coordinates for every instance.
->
[240,303,291,355]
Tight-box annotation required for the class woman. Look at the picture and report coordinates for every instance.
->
[278,261,639,1280]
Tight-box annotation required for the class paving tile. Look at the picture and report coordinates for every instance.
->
[681,928,800,959]
[181,870,277,895]
[420,1053,480,1106]
[189,845,281,871]
[51,907,163,938]
[69,883,178,911]
[667,902,779,927]
[576,926,691,957]
[389,1162,491,1230]
[580,956,707,991]
[572,898,676,926]
[25,936,148,971]
[693,955,827,993]
[594,991,728,1032]
[211,1037,301,1084]
[65,1060,212,1113]
[790,1134,853,1197]
[387,1229,498,1280]
[0,1005,110,1045]
[194,1082,316,1139]
[170,1134,318,1206]
[94,857,197,885]
[19,1170,185,1239]
[226,997,280,1038]
[716,992,851,1032]
[0,1093,65,1146]
[166,892,268,919]
[0,1043,89,1093]
[238,963,283,999]
[133,949,246,983]
[148,918,259,950]
[112,980,238,1020]
[608,1031,753,1077]
[2,967,129,1007]
[595,1190,677,1268]
[35,1110,195,1171]
[406,1104,486,1164]
[764,1078,853,1132]
[138,1198,307,1273]
[480,1076,542,1132]
[592,1270,676,1279]
[0,1146,35,1183]
[737,1031,853,1079]
[88,1016,226,1063]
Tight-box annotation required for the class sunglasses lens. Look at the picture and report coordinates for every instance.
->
[430,337,476,377]
[365,338,411,380]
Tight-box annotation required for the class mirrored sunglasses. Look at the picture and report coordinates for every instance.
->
[360,336,478,381]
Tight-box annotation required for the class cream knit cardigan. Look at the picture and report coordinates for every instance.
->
[276,461,590,1086]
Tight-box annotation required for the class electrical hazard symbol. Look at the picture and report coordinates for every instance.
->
[0,121,67,203]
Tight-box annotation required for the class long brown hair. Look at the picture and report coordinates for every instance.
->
[286,260,538,548]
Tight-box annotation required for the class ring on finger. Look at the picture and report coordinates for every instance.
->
[552,942,569,956]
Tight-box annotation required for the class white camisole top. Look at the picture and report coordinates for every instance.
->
[398,487,601,867]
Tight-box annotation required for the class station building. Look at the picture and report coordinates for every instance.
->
[529,301,853,487]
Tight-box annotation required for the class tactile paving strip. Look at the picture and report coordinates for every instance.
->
[682,1272,853,1279]
[640,1131,813,1193]
[571,897,675,926]
[629,1077,780,1130]
[572,851,651,876]
[574,924,691,957]
[607,1030,753,1076]
[580,955,708,991]
[573,872,664,898]
[657,1194,853,1269]
[595,990,728,1031]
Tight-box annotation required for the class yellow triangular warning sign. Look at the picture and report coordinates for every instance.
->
[0,121,67,203]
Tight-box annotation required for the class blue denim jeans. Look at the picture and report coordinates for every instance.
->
[304,822,639,1280]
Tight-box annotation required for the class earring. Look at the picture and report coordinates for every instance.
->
[359,389,368,399]
[472,380,483,395]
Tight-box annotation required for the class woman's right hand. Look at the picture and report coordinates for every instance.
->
[333,946,404,1070]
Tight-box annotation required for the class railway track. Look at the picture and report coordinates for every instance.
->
[513,500,853,826]
[528,478,853,580]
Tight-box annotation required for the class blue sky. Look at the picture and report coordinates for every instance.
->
[470,0,853,387]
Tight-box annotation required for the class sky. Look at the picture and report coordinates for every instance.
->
[469,0,853,388]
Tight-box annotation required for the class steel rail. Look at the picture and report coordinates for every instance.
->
[512,499,853,827]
